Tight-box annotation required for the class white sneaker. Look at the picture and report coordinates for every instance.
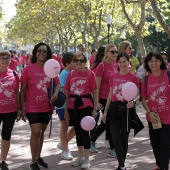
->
[81,160,91,169]
[104,140,110,149]
[57,142,69,150]
[61,149,73,160]
[72,157,84,167]
[57,142,62,150]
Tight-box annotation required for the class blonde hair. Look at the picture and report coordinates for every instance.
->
[103,44,117,61]
[0,51,11,57]
[73,52,87,63]
[118,41,131,53]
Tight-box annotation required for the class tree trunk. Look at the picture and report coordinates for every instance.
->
[93,36,99,49]
[135,31,146,58]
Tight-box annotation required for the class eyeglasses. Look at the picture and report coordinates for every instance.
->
[0,57,10,61]
[108,51,118,55]
[73,59,85,63]
[129,47,132,50]
[37,49,47,54]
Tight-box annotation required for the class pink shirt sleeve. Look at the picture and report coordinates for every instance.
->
[141,77,147,98]
[95,63,104,77]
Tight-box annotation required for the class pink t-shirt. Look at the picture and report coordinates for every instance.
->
[64,69,97,109]
[91,63,98,74]
[17,56,24,66]
[20,63,60,113]
[110,72,139,102]
[25,57,31,66]
[90,56,95,68]
[142,70,170,124]
[0,69,19,113]
[96,61,118,99]
[9,58,17,71]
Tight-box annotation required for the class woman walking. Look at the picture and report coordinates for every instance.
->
[64,52,97,169]
[0,51,21,170]
[103,52,143,170]
[20,42,60,170]
[142,51,170,170]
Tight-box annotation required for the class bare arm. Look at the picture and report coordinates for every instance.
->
[50,83,61,104]
[102,87,113,123]
[142,96,159,124]
[91,89,98,118]
[64,89,70,123]
[96,76,102,109]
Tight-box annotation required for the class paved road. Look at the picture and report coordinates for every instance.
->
[0,102,165,170]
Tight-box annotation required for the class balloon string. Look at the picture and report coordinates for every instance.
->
[97,107,104,114]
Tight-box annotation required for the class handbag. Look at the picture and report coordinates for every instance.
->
[47,78,66,108]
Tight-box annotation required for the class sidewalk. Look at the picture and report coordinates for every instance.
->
[1,102,162,170]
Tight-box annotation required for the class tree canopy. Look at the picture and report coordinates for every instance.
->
[3,0,170,57]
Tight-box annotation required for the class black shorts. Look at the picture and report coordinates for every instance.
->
[26,112,52,125]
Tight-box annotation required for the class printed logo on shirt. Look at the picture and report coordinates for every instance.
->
[113,83,124,101]
[0,81,14,98]
[35,77,51,101]
[36,77,50,93]
[70,79,86,95]
[151,83,166,106]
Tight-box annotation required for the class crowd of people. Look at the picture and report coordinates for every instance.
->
[0,41,170,170]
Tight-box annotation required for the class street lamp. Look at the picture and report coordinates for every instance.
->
[155,27,159,51]
[106,15,112,44]
[81,25,85,44]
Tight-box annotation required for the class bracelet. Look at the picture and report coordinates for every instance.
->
[93,108,97,111]
[147,110,151,115]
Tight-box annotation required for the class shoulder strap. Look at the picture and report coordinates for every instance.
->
[144,75,148,86]
[71,70,73,79]
[167,70,170,81]
[102,62,104,72]
[13,70,16,77]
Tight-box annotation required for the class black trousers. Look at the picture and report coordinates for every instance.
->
[109,114,130,167]
[148,122,170,170]
[91,98,114,149]
[68,107,93,149]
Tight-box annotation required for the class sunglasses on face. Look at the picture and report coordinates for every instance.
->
[0,57,10,60]
[108,51,118,55]
[129,47,132,50]
[73,59,85,63]
[37,49,47,54]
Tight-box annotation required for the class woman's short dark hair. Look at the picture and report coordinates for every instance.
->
[144,51,167,73]
[91,48,97,54]
[116,52,129,62]
[31,42,52,63]
[62,52,74,67]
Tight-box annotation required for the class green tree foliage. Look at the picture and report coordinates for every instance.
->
[4,0,170,56]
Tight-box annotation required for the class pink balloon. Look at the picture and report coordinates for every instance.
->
[44,59,60,78]
[81,116,96,131]
[121,82,137,101]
